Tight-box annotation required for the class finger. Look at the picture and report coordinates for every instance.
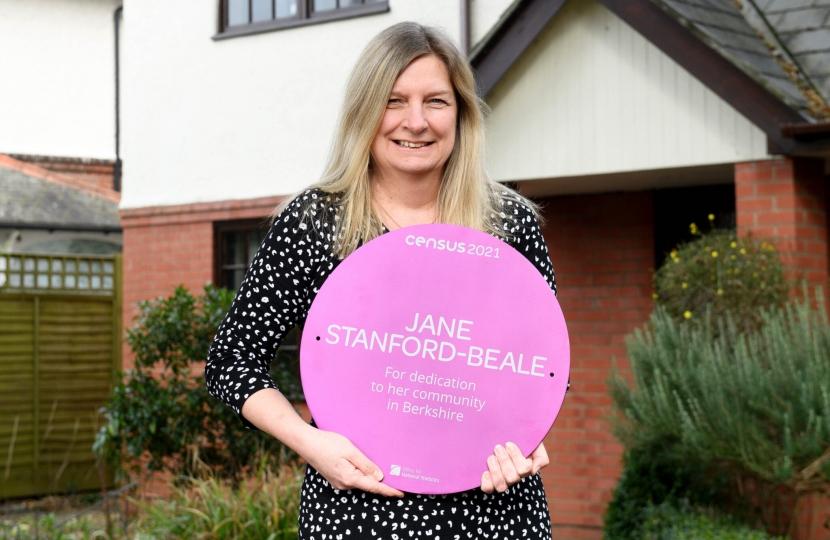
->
[351,475,405,498]
[494,444,521,485]
[480,471,494,494]
[348,449,384,482]
[530,442,550,474]
[487,455,508,493]
[505,442,533,477]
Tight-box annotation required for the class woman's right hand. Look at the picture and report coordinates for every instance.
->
[242,388,403,497]
[300,428,405,498]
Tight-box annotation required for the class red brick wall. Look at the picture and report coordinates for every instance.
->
[735,157,828,288]
[538,191,655,538]
[120,196,283,369]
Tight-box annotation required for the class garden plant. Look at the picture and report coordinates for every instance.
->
[94,284,301,483]
[606,224,830,538]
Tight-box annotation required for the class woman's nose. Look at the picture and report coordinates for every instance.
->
[403,103,428,133]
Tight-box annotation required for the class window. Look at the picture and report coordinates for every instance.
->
[216,0,389,39]
[214,220,269,292]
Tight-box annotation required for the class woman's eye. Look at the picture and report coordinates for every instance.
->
[387,98,403,105]
[429,99,448,105]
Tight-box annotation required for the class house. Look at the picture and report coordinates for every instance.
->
[3,0,829,536]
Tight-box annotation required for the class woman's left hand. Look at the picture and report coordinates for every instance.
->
[480,441,549,493]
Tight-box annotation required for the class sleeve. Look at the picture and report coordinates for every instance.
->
[205,190,323,429]
[503,198,557,297]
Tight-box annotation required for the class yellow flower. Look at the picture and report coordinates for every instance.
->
[689,222,699,235]
[652,293,659,299]
[708,214,715,221]
[682,282,688,289]
[730,241,737,248]
[711,251,718,258]
[740,248,746,255]
[731,255,736,261]
[717,289,723,295]
[684,311,692,319]
[760,282,766,289]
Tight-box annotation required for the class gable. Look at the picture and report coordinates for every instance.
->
[485,0,770,190]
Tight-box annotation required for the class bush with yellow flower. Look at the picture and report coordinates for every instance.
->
[652,215,788,333]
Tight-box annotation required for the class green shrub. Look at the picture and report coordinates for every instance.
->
[603,442,728,539]
[641,503,782,540]
[131,463,302,540]
[94,285,300,483]
[608,291,830,534]
[653,224,788,334]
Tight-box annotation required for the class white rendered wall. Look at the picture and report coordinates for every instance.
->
[120,1,467,209]
[485,0,770,187]
[470,0,516,48]
[0,0,121,160]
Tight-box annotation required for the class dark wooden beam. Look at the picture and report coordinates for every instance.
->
[470,0,568,97]
[781,121,830,141]
[596,0,806,154]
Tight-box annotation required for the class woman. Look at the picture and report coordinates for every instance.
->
[206,22,557,539]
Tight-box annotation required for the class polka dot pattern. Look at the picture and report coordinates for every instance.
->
[206,188,557,539]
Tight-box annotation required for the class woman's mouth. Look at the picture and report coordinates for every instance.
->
[395,140,433,148]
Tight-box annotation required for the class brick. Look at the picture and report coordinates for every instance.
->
[757,182,796,197]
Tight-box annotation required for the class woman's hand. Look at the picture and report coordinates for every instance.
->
[480,441,549,494]
[301,428,405,498]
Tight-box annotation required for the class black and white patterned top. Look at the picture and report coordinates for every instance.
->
[206,188,557,539]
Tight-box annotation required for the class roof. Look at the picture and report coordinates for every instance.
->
[758,0,830,111]
[656,0,830,119]
[0,155,120,232]
[470,0,830,156]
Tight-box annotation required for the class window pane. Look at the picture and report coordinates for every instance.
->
[252,0,273,22]
[314,0,337,11]
[225,269,247,292]
[340,0,363,6]
[247,229,267,264]
[276,0,297,18]
[228,0,250,26]
[224,231,246,266]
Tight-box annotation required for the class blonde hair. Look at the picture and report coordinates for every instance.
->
[273,21,537,258]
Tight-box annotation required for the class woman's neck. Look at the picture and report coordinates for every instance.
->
[372,171,440,229]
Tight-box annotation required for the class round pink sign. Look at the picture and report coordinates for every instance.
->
[301,224,569,494]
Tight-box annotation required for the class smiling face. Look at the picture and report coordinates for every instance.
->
[370,54,458,185]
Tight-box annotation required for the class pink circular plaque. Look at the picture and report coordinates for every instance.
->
[301,224,569,494]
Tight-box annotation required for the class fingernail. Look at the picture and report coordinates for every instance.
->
[506,442,517,452]
[373,469,383,481]
[487,456,496,466]
[495,444,505,455]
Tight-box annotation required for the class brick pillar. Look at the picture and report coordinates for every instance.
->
[735,158,828,289]
[736,158,830,540]
[538,191,655,539]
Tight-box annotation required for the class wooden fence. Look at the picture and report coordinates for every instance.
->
[0,252,122,499]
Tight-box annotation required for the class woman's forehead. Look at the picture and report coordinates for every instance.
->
[390,55,453,94]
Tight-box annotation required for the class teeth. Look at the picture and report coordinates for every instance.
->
[397,141,429,148]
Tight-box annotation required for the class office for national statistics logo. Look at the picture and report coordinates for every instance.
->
[390,465,401,476]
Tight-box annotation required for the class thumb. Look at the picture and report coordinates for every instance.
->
[350,450,384,482]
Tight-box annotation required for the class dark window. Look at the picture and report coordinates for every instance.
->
[214,220,269,292]
[216,0,389,40]
[653,184,736,270]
